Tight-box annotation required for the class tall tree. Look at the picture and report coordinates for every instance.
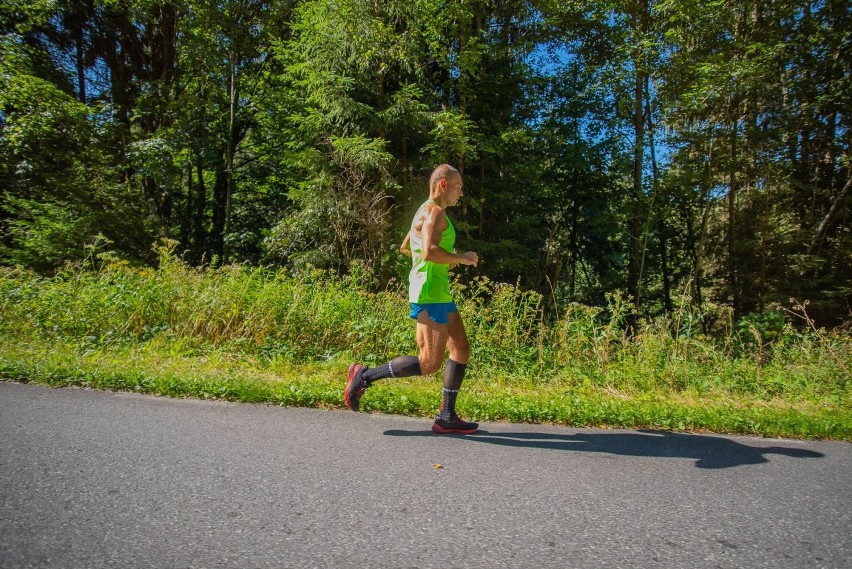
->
[263,0,430,275]
[659,0,851,322]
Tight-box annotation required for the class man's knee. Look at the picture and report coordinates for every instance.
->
[418,356,442,375]
[449,337,471,362]
[450,345,471,363]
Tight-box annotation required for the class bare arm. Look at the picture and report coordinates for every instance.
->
[400,232,412,257]
[420,206,478,267]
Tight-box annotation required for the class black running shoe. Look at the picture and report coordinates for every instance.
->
[344,363,368,412]
[432,416,479,435]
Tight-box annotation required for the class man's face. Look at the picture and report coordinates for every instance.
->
[442,175,464,206]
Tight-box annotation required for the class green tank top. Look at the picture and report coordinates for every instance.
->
[408,200,456,303]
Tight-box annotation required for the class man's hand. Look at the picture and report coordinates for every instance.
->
[458,251,479,267]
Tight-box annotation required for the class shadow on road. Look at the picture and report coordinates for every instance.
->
[383,428,825,469]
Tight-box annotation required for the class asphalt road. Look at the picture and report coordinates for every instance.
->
[1,381,849,569]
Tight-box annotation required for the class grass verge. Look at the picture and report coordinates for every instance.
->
[1,337,849,440]
[1,257,849,440]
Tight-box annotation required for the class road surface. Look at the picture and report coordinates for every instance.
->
[1,381,849,568]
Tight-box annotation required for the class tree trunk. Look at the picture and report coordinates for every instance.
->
[194,156,207,260]
[810,173,852,254]
[212,172,227,261]
[660,219,672,314]
[183,160,193,247]
[224,48,238,261]
[692,129,714,331]
[644,72,666,311]
[728,117,740,319]
[627,0,649,332]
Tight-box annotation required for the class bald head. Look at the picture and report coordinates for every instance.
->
[429,164,460,194]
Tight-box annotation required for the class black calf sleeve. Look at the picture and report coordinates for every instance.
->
[443,359,467,390]
[362,355,422,384]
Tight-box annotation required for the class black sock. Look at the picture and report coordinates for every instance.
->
[438,360,467,420]
[438,388,459,421]
[362,355,422,385]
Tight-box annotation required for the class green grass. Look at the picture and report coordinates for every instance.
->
[1,247,850,440]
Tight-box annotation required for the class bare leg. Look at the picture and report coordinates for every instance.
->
[415,311,449,375]
[446,311,471,365]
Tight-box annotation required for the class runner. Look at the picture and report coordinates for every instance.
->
[345,164,480,434]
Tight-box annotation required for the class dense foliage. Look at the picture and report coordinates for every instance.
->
[1,256,849,438]
[1,0,850,326]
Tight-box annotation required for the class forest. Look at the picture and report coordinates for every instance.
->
[1,0,850,328]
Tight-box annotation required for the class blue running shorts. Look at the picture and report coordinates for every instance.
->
[409,302,458,325]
